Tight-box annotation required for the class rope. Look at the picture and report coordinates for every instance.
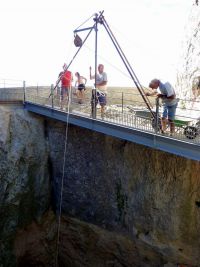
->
[74,13,96,31]
[84,44,131,79]
[83,44,149,90]
[55,85,72,267]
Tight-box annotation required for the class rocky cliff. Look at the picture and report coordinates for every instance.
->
[48,121,200,267]
[177,4,200,104]
[0,106,200,267]
[0,107,50,266]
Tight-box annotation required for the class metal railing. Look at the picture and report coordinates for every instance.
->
[0,81,51,102]
[0,82,199,145]
[24,86,200,145]
[0,78,24,88]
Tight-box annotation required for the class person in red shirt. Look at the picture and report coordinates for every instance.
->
[59,65,73,110]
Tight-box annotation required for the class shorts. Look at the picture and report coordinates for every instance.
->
[96,91,107,106]
[78,84,85,91]
[162,102,177,120]
[61,87,69,100]
[91,90,107,107]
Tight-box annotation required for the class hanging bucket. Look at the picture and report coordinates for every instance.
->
[74,34,82,47]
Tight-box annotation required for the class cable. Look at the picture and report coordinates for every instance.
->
[55,85,72,267]
[83,44,149,90]
[74,13,96,31]
[84,44,133,80]
[101,16,154,113]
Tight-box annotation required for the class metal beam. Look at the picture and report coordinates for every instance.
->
[24,102,200,162]
[74,27,94,33]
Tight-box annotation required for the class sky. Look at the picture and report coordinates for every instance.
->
[0,0,193,87]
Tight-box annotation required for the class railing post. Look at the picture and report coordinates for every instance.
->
[37,83,39,96]
[70,85,73,103]
[51,84,54,109]
[122,92,124,113]
[91,87,97,119]
[23,81,26,103]
[155,97,160,134]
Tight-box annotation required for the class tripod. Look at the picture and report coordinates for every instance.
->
[56,11,157,123]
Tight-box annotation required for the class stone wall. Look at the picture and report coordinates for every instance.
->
[0,106,199,266]
[0,107,50,266]
[47,120,200,266]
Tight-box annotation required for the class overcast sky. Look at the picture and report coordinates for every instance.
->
[0,0,193,87]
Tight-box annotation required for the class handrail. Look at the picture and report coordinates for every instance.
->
[1,83,198,145]
[23,88,200,145]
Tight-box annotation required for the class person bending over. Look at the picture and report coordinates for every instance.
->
[145,79,178,135]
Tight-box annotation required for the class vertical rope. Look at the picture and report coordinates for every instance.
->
[55,84,72,267]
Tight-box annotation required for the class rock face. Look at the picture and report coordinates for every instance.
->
[177,5,200,103]
[0,106,200,267]
[0,107,50,267]
[14,212,165,267]
[48,121,200,267]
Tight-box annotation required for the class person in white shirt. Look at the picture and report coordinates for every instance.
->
[89,64,108,117]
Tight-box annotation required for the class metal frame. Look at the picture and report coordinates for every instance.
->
[56,11,155,119]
